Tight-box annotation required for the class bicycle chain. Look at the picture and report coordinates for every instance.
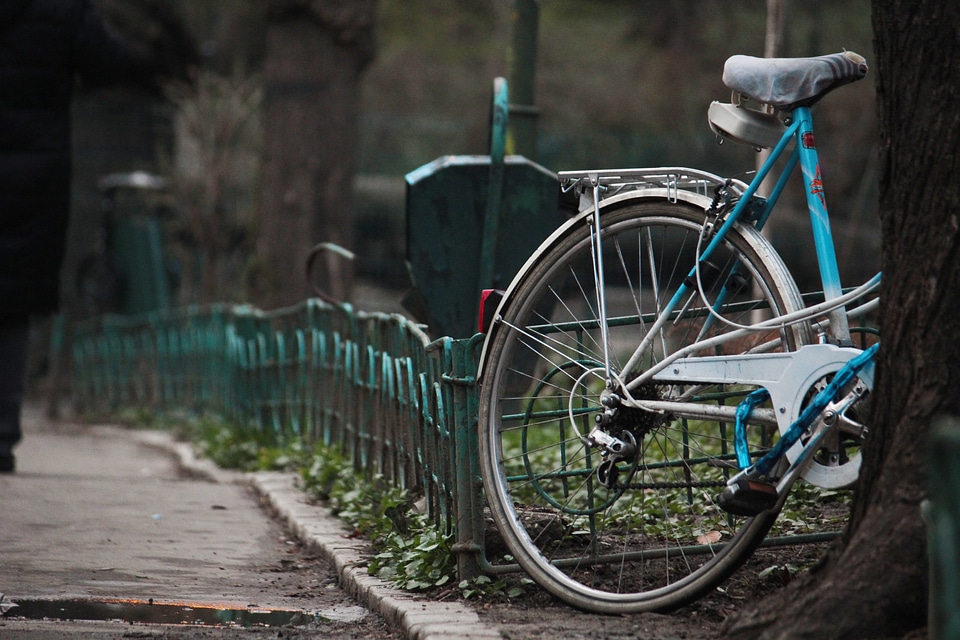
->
[622,479,726,491]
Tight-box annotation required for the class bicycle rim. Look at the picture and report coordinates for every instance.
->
[479,200,810,613]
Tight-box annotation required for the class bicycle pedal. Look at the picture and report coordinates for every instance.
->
[718,478,779,517]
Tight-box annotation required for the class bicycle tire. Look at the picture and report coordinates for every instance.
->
[478,198,811,613]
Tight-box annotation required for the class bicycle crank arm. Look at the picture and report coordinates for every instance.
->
[719,417,835,517]
[722,377,871,513]
[773,415,833,495]
[771,383,865,496]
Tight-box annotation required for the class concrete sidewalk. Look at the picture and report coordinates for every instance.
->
[0,405,500,640]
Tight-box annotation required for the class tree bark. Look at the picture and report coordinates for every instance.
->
[725,1,960,638]
[251,0,375,309]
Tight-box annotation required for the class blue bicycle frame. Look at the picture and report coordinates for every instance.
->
[697,106,852,341]
[620,105,856,383]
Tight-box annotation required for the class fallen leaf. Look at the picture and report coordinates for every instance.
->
[697,530,722,545]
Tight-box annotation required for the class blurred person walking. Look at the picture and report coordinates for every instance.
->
[0,0,159,472]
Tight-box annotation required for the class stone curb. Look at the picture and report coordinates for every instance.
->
[132,430,501,640]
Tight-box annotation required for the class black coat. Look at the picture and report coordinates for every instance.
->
[0,0,139,320]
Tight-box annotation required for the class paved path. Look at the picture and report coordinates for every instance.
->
[0,415,277,604]
[0,405,500,639]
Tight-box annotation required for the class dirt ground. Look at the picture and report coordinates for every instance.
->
[465,544,829,640]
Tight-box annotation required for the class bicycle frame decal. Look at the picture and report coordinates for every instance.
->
[809,165,826,208]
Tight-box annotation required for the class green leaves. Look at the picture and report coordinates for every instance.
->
[299,444,457,592]
[459,575,528,599]
[182,415,298,472]
[372,523,456,590]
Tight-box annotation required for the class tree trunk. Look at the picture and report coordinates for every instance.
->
[251,0,375,309]
[725,1,960,638]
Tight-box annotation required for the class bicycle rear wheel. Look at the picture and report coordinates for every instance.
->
[478,199,810,613]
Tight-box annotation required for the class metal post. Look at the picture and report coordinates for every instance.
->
[478,77,509,292]
[507,0,539,158]
[757,0,790,198]
[449,336,485,582]
[927,416,960,640]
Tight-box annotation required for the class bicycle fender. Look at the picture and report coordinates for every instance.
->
[476,188,714,380]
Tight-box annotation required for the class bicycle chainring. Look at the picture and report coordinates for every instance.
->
[794,371,871,489]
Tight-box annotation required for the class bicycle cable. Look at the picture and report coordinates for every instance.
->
[691,221,767,332]
[691,216,880,334]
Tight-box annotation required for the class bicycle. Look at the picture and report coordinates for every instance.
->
[476,50,879,614]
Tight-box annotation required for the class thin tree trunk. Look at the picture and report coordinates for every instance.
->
[756,0,788,196]
[725,1,960,638]
[252,1,375,309]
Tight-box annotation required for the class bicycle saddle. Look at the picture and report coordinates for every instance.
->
[722,51,868,110]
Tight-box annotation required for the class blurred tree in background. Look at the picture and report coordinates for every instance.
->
[164,71,262,304]
[249,0,377,309]
[161,0,265,305]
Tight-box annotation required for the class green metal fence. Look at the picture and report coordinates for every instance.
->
[70,298,485,579]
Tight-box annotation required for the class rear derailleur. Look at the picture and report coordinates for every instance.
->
[583,389,638,489]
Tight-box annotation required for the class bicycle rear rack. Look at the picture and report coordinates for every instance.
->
[558,167,747,208]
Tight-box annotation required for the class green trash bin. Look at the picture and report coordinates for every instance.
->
[79,171,174,316]
[404,155,561,339]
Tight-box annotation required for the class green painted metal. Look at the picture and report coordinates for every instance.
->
[927,416,960,640]
[98,172,173,315]
[404,77,562,339]
[404,154,562,339]
[507,0,540,158]
[108,216,171,314]
[478,77,509,292]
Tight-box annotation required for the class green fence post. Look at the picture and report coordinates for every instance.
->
[448,335,485,582]
[927,415,960,639]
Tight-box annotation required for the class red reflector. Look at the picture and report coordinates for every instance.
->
[478,289,505,333]
[801,132,816,148]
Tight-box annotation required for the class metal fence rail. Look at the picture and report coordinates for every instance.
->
[70,299,485,579]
